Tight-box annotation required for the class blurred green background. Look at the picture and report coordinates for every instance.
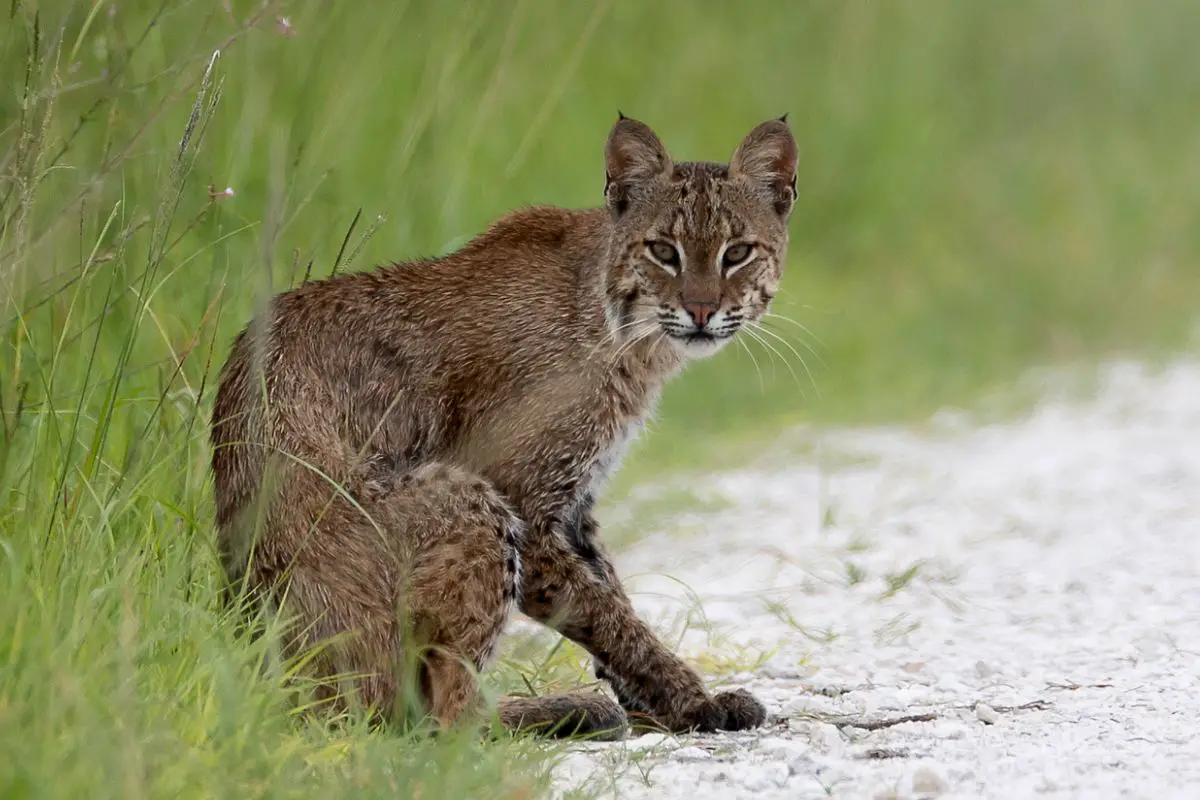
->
[2,0,1198,797]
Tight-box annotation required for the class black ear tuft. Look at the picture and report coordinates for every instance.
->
[777,113,789,124]
[617,110,627,121]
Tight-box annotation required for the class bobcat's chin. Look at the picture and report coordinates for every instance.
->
[664,330,732,360]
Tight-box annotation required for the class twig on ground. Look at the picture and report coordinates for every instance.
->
[1046,680,1115,691]
[789,698,1054,732]
[820,712,939,730]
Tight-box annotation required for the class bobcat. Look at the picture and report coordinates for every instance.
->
[210,114,798,738]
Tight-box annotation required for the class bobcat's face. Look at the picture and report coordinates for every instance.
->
[602,117,798,360]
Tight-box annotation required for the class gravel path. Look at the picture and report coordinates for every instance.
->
[548,360,1200,799]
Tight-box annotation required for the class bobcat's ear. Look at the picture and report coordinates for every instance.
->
[604,115,672,217]
[730,117,799,217]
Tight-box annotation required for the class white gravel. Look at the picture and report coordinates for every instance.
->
[549,359,1200,799]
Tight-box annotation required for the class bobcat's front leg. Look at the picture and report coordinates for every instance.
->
[518,506,766,733]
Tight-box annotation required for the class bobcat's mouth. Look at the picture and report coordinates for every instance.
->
[661,328,718,343]
[663,328,731,359]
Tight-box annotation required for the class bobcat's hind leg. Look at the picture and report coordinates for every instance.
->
[397,466,627,739]
[275,461,627,738]
[276,461,520,729]
[387,463,525,729]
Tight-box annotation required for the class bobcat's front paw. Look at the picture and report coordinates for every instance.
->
[712,688,768,730]
[674,689,768,733]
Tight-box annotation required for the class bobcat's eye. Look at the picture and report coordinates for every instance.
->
[721,243,754,271]
[645,240,681,272]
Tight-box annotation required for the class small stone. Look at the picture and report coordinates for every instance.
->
[787,754,817,777]
[742,761,791,790]
[935,673,969,693]
[784,720,834,748]
[975,702,1000,724]
[806,722,846,754]
[987,687,1023,708]
[838,692,870,714]
[759,736,808,760]
[902,661,925,673]
[869,690,907,710]
[974,660,996,678]
[553,753,595,782]
[768,761,792,787]
[783,694,841,716]
[670,746,712,762]
[763,664,805,680]
[1037,774,1060,793]
[911,765,949,796]
[627,732,671,750]
[932,721,970,740]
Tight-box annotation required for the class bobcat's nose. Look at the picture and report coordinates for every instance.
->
[682,301,717,329]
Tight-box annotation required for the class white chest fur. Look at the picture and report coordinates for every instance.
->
[587,417,646,496]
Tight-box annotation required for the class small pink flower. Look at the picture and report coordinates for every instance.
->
[276,16,295,37]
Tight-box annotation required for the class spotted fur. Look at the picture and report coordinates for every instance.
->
[210,115,798,736]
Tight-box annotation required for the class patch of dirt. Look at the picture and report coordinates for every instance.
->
[546,360,1200,799]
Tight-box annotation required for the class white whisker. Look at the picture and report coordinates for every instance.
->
[736,335,766,392]
[751,322,821,398]
[741,325,804,395]
[768,311,825,347]
[586,317,651,361]
[758,318,825,369]
[608,321,659,367]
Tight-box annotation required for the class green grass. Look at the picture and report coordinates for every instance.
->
[2,0,1199,797]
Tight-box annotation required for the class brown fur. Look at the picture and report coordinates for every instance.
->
[210,115,799,738]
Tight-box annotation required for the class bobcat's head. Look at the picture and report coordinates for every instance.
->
[602,115,798,360]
